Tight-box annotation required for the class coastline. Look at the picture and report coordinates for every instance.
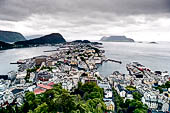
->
[0,42,110,107]
[0,42,169,112]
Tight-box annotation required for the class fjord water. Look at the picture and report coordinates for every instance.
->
[98,42,170,76]
[0,42,170,76]
[0,46,56,75]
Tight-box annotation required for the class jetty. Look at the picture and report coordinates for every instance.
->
[43,50,58,52]
[105,58,122,64]
[10,62,26,64]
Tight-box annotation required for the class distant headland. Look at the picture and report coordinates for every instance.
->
[100,36,135,42]
[0,33,66,50]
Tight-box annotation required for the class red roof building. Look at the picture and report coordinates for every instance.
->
[37,84,52,90]
[34,88,46,95]
[34,84,53,95]
[48,82,55,86]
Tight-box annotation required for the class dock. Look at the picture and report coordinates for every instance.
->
[10,62,26,64]
[43,50,58,52]
[105,58,122,64]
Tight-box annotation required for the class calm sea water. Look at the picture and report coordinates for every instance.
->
[0,46,56,75]
[0,42,170,76]
[98,42,170,76]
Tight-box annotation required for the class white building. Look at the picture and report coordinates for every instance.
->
[162,103,169,112]
[105,89,113,98]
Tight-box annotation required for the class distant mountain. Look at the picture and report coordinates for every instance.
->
[0,41,13,50]
[0,30,26,42]
[25,34,43,40]
[100,36,134,42]
[15,33,66,47]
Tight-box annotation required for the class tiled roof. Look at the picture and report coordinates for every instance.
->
[37,84,52,90]
[34,88,46,95]
[48,82,55,86]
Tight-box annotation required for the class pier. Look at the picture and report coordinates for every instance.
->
[10,62,26,64]
[105,58,122,64]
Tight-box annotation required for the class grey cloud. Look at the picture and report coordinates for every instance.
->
[76,0,170,14]
[1,0,170,41]
[0,0,170,21]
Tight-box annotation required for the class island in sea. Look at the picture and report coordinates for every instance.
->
[100,36,135,42]
[0,30,26,42]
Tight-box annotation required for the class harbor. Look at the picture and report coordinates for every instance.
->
[0,42,170,112]
[0,42,116,110]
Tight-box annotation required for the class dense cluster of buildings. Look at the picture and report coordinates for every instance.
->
[0,43,115,112]
[108,62,170,112]
[1,42,169,113]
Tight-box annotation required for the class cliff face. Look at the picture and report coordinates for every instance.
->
[0,30,26,42]
[15,33,66,46]
[100,36,134,42]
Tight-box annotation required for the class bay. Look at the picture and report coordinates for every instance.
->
[0,46,56,74]
[97,42,170,76]
[0,42,170,77]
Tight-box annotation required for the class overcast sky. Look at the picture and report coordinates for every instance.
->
[0,0,170,41]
